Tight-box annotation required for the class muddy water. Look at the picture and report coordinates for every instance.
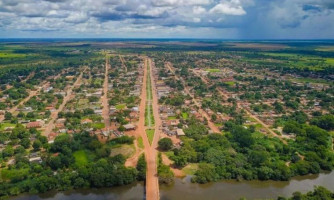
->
[160,171,334,200]
[13,171,334,200]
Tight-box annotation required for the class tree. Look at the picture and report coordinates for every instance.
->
[136,154,146,181]
[192,163,219,183]
[33,140,42,151]
[4,111,12,120]
[20,138,31,149]
[158,138,173,151]
[311,114,334,131]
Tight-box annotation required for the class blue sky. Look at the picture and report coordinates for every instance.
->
[0,0,333,39]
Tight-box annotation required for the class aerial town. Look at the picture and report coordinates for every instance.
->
[0,41,333,200]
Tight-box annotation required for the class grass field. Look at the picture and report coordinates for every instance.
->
[168,116,177,120]
[146,129,155,145]
[73,150,89,166]
[138,136,144,149]
[182,163,199,175]
[325,58,334,64]
[206,68,220,72]
[0,123,16,131]
[116,104,126,110]
[182,112,188,119]
[92,122,105,129]
[0,51,27,58]
[224,81,235,86]
[110,144,135,158]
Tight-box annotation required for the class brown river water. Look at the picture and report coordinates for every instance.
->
[13,171,334,200]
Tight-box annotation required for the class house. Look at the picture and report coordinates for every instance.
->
[29,157,42,163]
[26,121,44,129]
[131,106,139,112]
[65,75,75,80]
[169,119,180,126]
[124,124,136,131]
[94,109,103,114]
[110,106,117,113]
[129,111,139,119]
[176,129,185,136]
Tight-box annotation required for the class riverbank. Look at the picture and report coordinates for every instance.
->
[12,171,334,200]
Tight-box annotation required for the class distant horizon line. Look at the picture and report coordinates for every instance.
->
[1,38,334,42]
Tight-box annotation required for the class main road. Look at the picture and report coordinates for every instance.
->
[133,57,160,200]
[101,56,111,129]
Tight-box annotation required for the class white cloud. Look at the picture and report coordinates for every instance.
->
[193,6,206,14]
[209,0,246,15]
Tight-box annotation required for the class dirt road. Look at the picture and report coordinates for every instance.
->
[119,55,128,73]
[130,57,159,200]
[44,69,85,136]
[166,62,220,133]
[101,56,110,129]
[147,57,160,200]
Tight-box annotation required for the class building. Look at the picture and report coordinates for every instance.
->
[124,124,136,131]
[176,129,185,137]
[26,121,44,129]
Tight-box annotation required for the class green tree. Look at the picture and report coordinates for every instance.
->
[158,138,173,151]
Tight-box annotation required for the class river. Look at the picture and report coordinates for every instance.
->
[13,171,334,200]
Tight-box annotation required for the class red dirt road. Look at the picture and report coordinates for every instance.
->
[44,69,85,136]
[130,57,160,200]
[101,56,111,129]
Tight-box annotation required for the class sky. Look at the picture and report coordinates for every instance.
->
[0,0,333,39]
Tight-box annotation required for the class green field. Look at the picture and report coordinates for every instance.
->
[325,58,334,64]
[116,104,126,110]
[146,129,155,145]
[73,150,89,166]
[92,122,105,129]
[224,81,235,86]
[181,112,188,119]
[206,68,220,72]
[0,123,16,131]
[168,116,177,120]
[137,137,144,149]
[182,163,199,175]
[110,144,135,158]
[0,51,27,58]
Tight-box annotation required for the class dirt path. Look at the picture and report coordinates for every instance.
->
[166,62,220,133]
[125,139,143,167]
[119,55,128,73]
[101,56,110,129]
[43,68,85,136]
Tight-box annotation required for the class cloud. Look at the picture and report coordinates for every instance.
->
[0,0,333,39]
[210,0,247,15]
